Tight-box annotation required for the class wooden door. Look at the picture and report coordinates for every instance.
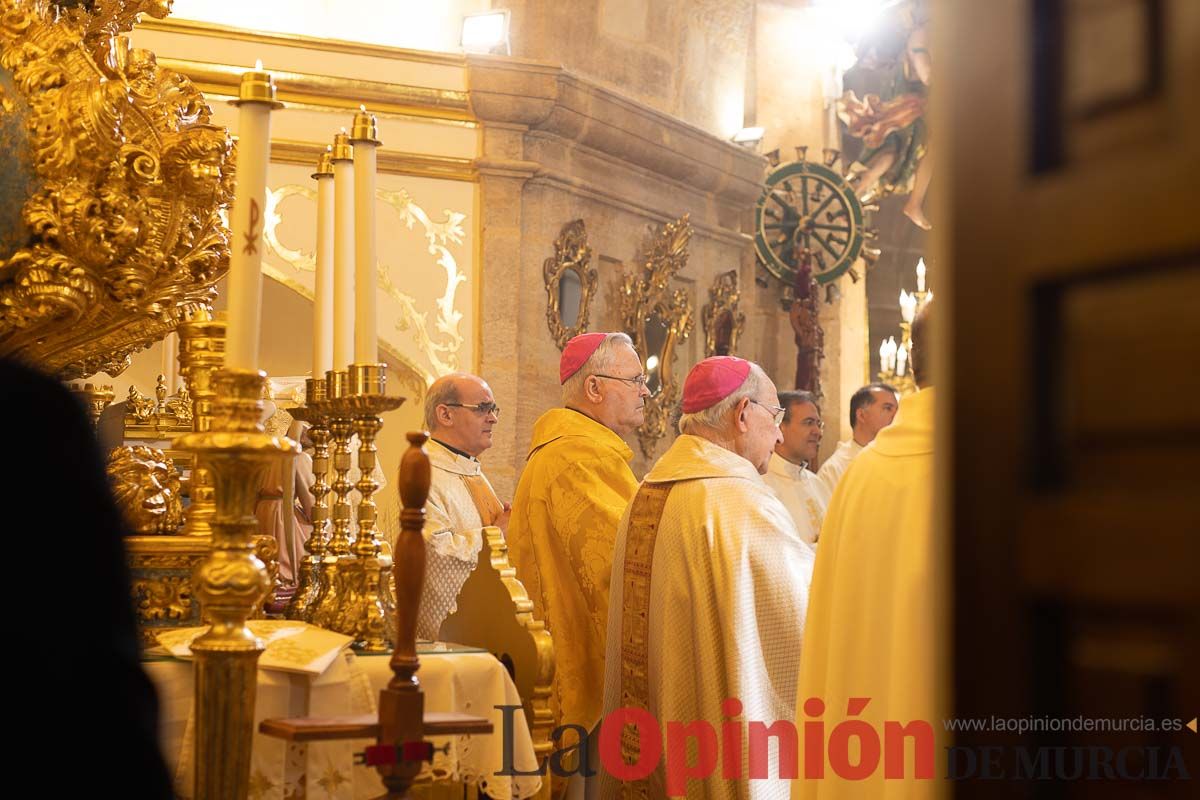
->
[936,0,1199,796]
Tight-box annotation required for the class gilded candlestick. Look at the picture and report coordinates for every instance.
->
[175,368,298,800]
[285,378,333,621]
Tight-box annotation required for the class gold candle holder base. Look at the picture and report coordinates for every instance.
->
[307,412,357,630]
[285,378,332,622]
[307,365,405,652]
[174,368,299,800]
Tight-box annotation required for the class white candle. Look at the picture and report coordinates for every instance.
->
[225,60,281,372]
[331,130,355,371]
[896,343,908,377]
[312,147,334,377]
[916,257,927,292]
[899,289,916,323]
[350,106,380,364]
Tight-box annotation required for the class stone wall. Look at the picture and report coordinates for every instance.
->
[493,0,754,140]
[467,55,775,489]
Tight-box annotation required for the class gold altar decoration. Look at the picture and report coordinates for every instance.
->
[68,381,115,427]
[107,444,185,535]
[305,364,405,652]
[543,219,598,349]
[0,0,233,379]
[125,308,283,645]
[125,375,194,434]
[701,269,745,358]
[174,367,299,800]
[619,214,695,457]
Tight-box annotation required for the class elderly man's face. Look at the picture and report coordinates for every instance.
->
[779,401,823,466]
[746,380,785,474]
[592,344,651,436]
[435,375,499,458]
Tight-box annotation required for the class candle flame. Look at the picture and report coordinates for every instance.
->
[255,58,263,70]
[326,144,332,151]
[341,126,347,133]
[360,104,367,112]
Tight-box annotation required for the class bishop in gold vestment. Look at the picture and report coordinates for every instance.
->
[509,333,646,732]
[602,357,815,800]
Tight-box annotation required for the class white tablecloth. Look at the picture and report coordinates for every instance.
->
[146,644,542,800]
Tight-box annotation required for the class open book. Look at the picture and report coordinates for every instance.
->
[154,621,352,676]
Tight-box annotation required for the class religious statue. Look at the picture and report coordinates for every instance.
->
[789,249,824,397]
[839,7,933,230]
[255,404,315,598]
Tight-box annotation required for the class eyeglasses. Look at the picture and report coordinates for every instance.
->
[749,398,787,426]
[797,416,825,430]
[443,402,501,419]
[593,373,650,388]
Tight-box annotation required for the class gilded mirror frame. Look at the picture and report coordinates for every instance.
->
[701,270,746,357]
[544,219,598,349]
[619,214,695,458]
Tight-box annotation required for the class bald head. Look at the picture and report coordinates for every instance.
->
[424,372,499,457]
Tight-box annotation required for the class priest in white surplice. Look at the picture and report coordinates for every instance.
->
[406,372,508,640]
[815,382,899,499]
[600,356,816,800]
[763,390,831,545]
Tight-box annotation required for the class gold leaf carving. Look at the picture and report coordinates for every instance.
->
[620,215,695,458]
[0,0,233,379]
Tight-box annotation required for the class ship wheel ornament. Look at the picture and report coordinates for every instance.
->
[754,147,880,288]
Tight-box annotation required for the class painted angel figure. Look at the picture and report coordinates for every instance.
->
[839,23,934,230]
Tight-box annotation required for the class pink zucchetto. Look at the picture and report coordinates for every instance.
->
[681,356,752,413]
[559,332,610,384]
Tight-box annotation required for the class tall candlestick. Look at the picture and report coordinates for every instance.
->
[225,60,282,371]
[331,130,355,371]
[312,148,335,377]
[350,106,380,365]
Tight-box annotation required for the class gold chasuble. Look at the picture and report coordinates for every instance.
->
[792,388,946,800]
[509,408,639,731]
[601,434,816,800]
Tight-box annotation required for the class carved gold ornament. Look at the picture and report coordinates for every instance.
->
[543,219,598,349]
[0,0,233,379]
[107,443,185,535]
[701,269,745,357]
[619,214,695,458]
[68,380,115,427]
[124,373,193,434]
